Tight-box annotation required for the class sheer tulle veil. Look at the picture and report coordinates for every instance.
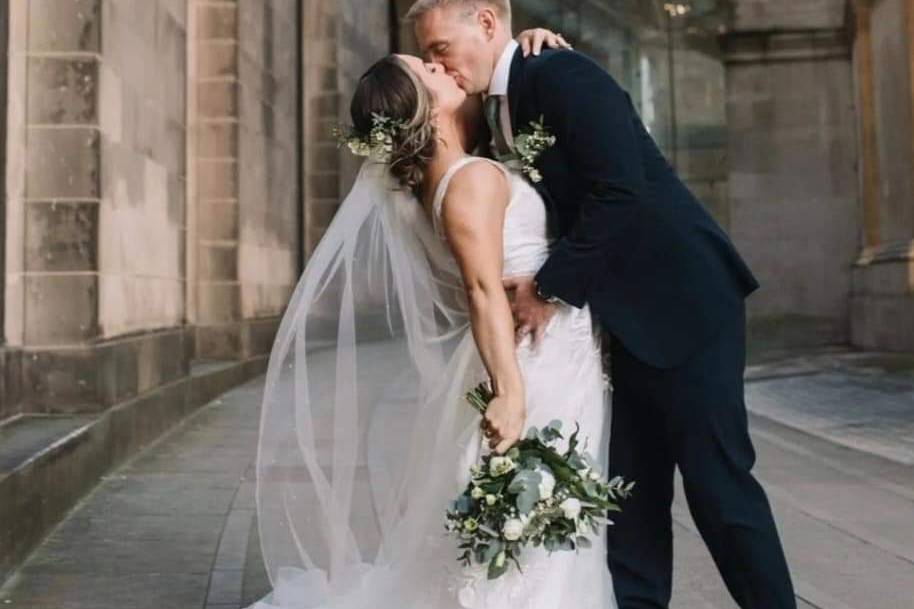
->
[250,159,490,608]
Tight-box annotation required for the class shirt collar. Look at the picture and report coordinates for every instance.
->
[487,39,518,97]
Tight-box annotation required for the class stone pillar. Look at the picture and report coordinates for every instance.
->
[849,0,914,350]
[237,0,303,357]
[0,0,22,422]
[301,0,343,259]
[191,0,243,359]
[190,0,303,360]
[722,0,861,350]
[298,0,389,261]
[1,0,193,414]
[17,0,104,410]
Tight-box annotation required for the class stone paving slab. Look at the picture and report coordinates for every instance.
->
[2,352,913,609]
[0,572,210,609]
[745,351,914,465]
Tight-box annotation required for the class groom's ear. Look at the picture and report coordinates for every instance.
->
[476,6,499,39]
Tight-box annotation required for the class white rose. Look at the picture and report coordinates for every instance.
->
[471,486,485,500]
[560,498,582,520]
[489,456,516,477]
[502,518,524,541]
[537,468,556,500]
[486,494,497,506]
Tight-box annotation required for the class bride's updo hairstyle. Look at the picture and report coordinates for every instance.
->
[350,55,437,198]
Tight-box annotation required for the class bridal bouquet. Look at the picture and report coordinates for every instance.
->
[445,383,634,580]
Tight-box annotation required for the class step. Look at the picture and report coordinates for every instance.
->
[0,355,268,586]
[0,414,99,582]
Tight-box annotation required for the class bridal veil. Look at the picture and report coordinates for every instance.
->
[251,159,488,608]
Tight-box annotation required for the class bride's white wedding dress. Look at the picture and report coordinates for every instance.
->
[249,156,616,609]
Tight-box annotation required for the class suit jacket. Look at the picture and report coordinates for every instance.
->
[495,47,760,369]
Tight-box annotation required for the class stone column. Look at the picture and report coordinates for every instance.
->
[722,0,861,350]
[849,0,914,350]
[191,0,243,359]
[190,0,304,360]
[236,0,303,357]
[0,0,22,421]
[301,0,343,260]
[298,0,389,260]
[2,0,193,414]
[17,0,104,410]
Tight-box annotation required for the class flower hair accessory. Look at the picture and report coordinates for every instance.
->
[334,112,406,163]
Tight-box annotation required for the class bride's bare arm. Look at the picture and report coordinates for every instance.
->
[441,162,525,455]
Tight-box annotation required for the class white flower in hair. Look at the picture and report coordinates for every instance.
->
[334,112,407,164]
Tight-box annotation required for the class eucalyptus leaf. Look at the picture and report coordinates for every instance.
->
[488,554,509,580]
[507,470,541,494]
[455,495,473,515]
[516,486,539,514]
[483,540,504,564]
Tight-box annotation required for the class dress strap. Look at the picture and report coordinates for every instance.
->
[431,156,510,236]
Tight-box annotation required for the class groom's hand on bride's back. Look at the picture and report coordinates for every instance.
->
[503,276,558,349]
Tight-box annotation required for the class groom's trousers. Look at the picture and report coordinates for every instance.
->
[604,300,796,609]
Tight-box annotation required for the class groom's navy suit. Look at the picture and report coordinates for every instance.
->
[496,47,796,609]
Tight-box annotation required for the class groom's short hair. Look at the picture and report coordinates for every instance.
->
[405,0,512,27]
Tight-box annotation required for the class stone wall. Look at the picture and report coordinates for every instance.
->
[733,0,848,29]
[0,0,17,422]
[8,0,192,412]
[237,0,300,347]
[723,1,860,350]
[191,0,301,359]
[301,0,342,259]
[850,0,914,351]
[300,0,390,259]
[98,0,188,338]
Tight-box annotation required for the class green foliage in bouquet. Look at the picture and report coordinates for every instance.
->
[446,382,635,580]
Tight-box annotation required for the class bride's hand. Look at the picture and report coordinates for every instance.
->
[515,28,573,57]
[482,391,526,454]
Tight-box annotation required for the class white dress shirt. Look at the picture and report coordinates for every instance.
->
[488,39,519,96]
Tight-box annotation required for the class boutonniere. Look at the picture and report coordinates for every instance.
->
[512,116,556,183]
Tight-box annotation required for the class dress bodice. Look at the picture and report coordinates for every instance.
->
[431,156,552,278]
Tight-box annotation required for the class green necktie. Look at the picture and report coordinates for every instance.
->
[484,95,513,160]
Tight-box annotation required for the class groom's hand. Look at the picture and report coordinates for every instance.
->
[503,276,558,349]
[515,28,573,57]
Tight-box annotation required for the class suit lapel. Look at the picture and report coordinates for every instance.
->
[504,53,559,232]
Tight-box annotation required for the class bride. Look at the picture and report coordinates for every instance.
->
[248,32,616,609]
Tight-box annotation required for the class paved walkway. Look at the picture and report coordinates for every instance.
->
[1,350,913,609]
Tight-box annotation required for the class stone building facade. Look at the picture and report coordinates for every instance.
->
[1,0,912,585]
[0,0,312,582]
[721,0,914,352]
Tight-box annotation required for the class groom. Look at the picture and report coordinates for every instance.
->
[409,1,796,608]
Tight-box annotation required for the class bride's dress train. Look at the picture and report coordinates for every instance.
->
[248,156,616,609]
